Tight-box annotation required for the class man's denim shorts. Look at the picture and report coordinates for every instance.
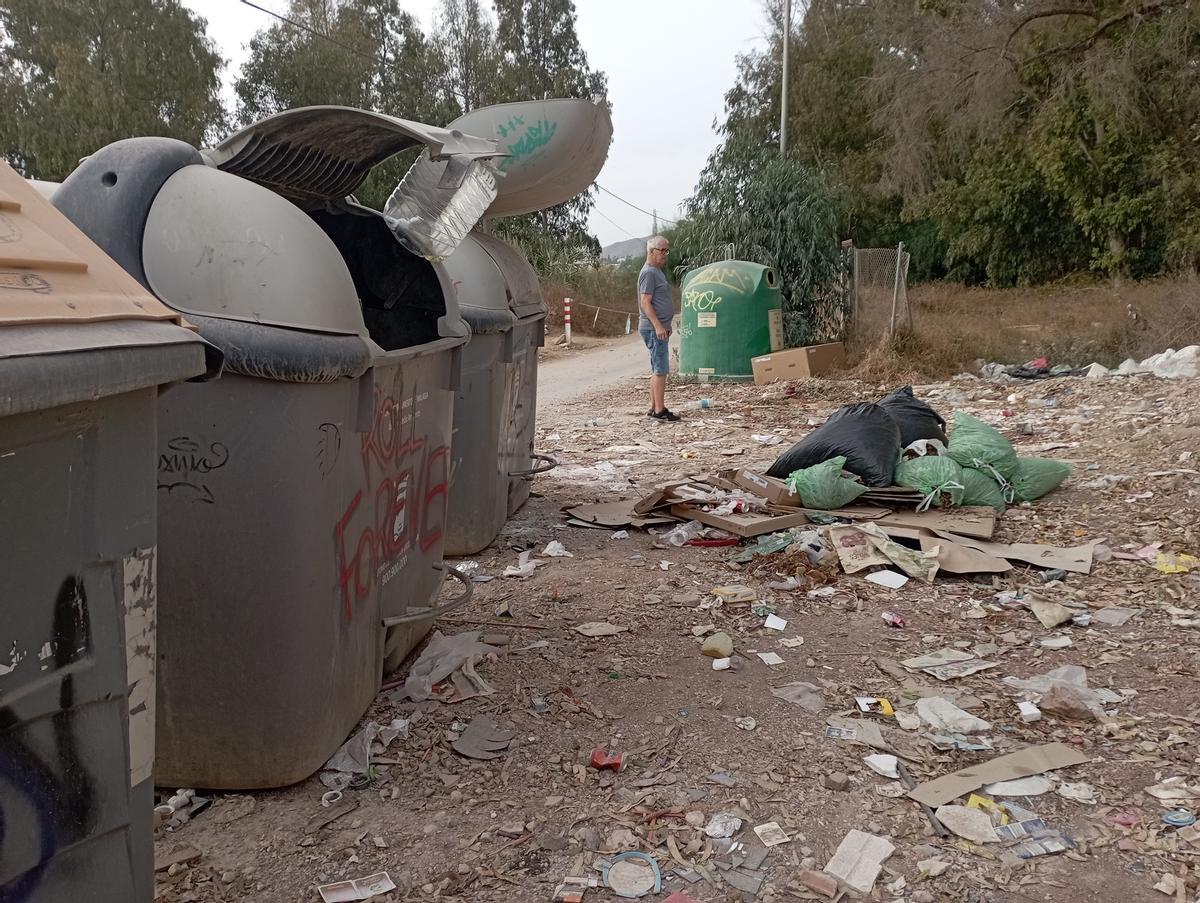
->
[639,325,670,375]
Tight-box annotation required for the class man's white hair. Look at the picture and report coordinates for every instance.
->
[646,235,669,253]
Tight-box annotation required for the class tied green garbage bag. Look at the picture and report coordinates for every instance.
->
[1010,457,1072,502]
[785,456,868,510]
[961,467,1007,512]
[894,456,965,511]
[946,412,1020,484]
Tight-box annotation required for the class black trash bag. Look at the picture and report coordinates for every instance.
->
[766,402,902,487]
[876,385,948,446]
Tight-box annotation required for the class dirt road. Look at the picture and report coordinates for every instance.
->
[537,332,649,411]
[155,368,1200,903]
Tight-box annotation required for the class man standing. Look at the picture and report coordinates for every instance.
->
[638,235,680,421]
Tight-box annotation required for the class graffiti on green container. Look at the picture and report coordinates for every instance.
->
[500,118,557,170]
[687,264,754,295]
[683,288,722,312]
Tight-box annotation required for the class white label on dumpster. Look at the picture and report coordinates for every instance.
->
[697,312,717,328]
[768,309,783,350]
[123,547,157,788]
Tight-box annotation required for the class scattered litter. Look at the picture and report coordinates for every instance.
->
[316,872,396,903]
[450,716,513,761]
[865,569,909,589]
[1156,551,1198,573]
[763,614,788,631]
[573,621,629,638]
[919,857,951,877]
[864,754,900,779]
[712,657,732,671]
[1028,597,1075,629]
[903,648,998,681]
[908,742,1091,807]
[855,697,894,716]
[770,681,824,712]
[779,635,806,647]
[753,821,790,846]
[1163,809,1197,827]
[916,696,992,735]
[712,585,757,604]
[1057,782,1098,804]
[1092,606,1140,627]
[397,631,502,702]
[734,717,757,731]
[611,530,629,540]
[542,541,574,557]
[825,716,891,751]
[880,610,906,627]
[824,829,895,896]
[589,748,627,772]
[704,813,742,838]
[602,851,661,898]
[504,550,546,577]
[1039,635,1073,649]
[936,805,999,843]
[320,790,342,807]
[1004,665,1120,719]
[756,651,784,666]
[1146,777,1200,805]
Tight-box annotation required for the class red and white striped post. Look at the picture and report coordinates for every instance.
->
[563,296,572,347]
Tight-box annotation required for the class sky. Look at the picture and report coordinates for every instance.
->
[182,0,770,248]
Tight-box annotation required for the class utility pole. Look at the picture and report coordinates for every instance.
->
[652,208,658,234]
[780,0,791,156]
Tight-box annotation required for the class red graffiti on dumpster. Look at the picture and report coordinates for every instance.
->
[333,382,449,621]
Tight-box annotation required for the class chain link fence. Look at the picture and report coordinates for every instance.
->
[853,245,912,341]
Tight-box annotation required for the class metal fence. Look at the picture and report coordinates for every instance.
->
[853,244,912,340]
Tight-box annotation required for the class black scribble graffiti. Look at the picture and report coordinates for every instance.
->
[157,436,228,504]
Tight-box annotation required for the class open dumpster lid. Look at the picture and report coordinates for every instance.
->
[207,105,500,205]
[448,99,613,217]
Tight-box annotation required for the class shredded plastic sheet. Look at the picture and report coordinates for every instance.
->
[398,630,503,702]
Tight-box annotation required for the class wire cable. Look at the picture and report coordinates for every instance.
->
[595,183,680,226]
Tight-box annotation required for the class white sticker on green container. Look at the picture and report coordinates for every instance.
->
[698,312,717,328]
[768,308,783,351]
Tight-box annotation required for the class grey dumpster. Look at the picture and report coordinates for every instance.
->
[0,163,215,903]
[441,99,613,554]
[53,109,497,788]
[442,233,550,554]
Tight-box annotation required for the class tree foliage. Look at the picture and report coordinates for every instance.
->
[712,0,1200,286]
[0,0,225,178]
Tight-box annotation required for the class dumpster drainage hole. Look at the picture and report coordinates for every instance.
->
[101,171,118,187]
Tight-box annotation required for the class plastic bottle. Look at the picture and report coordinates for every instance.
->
[678,398,714,411]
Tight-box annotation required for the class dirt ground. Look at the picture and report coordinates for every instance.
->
[154,361,1200,903]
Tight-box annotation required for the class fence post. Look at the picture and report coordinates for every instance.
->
[563,297,572,347]
[889,242,904,338]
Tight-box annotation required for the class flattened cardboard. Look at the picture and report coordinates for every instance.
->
[669,504,810,538]
[919,536,1012,574]
[802,503,893,520]
[907,742,1092,808]
[877,507,997,540]
[729,468,802,507]
[565,500,676,528]
[930,532,1094,574]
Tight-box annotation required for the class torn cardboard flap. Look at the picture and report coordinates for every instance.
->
[727,468,802,507]
[877,507,997,540]
[907,742,1092,808]
[919,536,1012,574]
[565,500,676,528]
[931,532,1094,574]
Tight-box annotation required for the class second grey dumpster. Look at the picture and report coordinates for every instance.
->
[0,162,215,903]
[53,108,498,788]
[441,99,613,554]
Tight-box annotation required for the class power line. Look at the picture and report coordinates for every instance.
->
[592,206,641,240]
[596,183,680,227]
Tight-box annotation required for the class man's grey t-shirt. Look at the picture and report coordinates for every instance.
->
[637,264,674,331]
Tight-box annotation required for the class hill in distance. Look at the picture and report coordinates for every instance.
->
[601,236,649,261]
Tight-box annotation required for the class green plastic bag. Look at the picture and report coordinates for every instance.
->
[960,467,1007,512]
[946,412,1020,484]
[785,456,868,510]
[894,456,965,510]
[1010,457,1072,502]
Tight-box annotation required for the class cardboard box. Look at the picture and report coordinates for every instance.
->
[669,503,810,538]
[728,468,802,507]
[751,342,847,384]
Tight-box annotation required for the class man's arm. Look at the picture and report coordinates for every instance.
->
[639,293,668,340]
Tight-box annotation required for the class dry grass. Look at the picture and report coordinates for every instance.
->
[541,274,656,338]
[848,277,1200,381]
